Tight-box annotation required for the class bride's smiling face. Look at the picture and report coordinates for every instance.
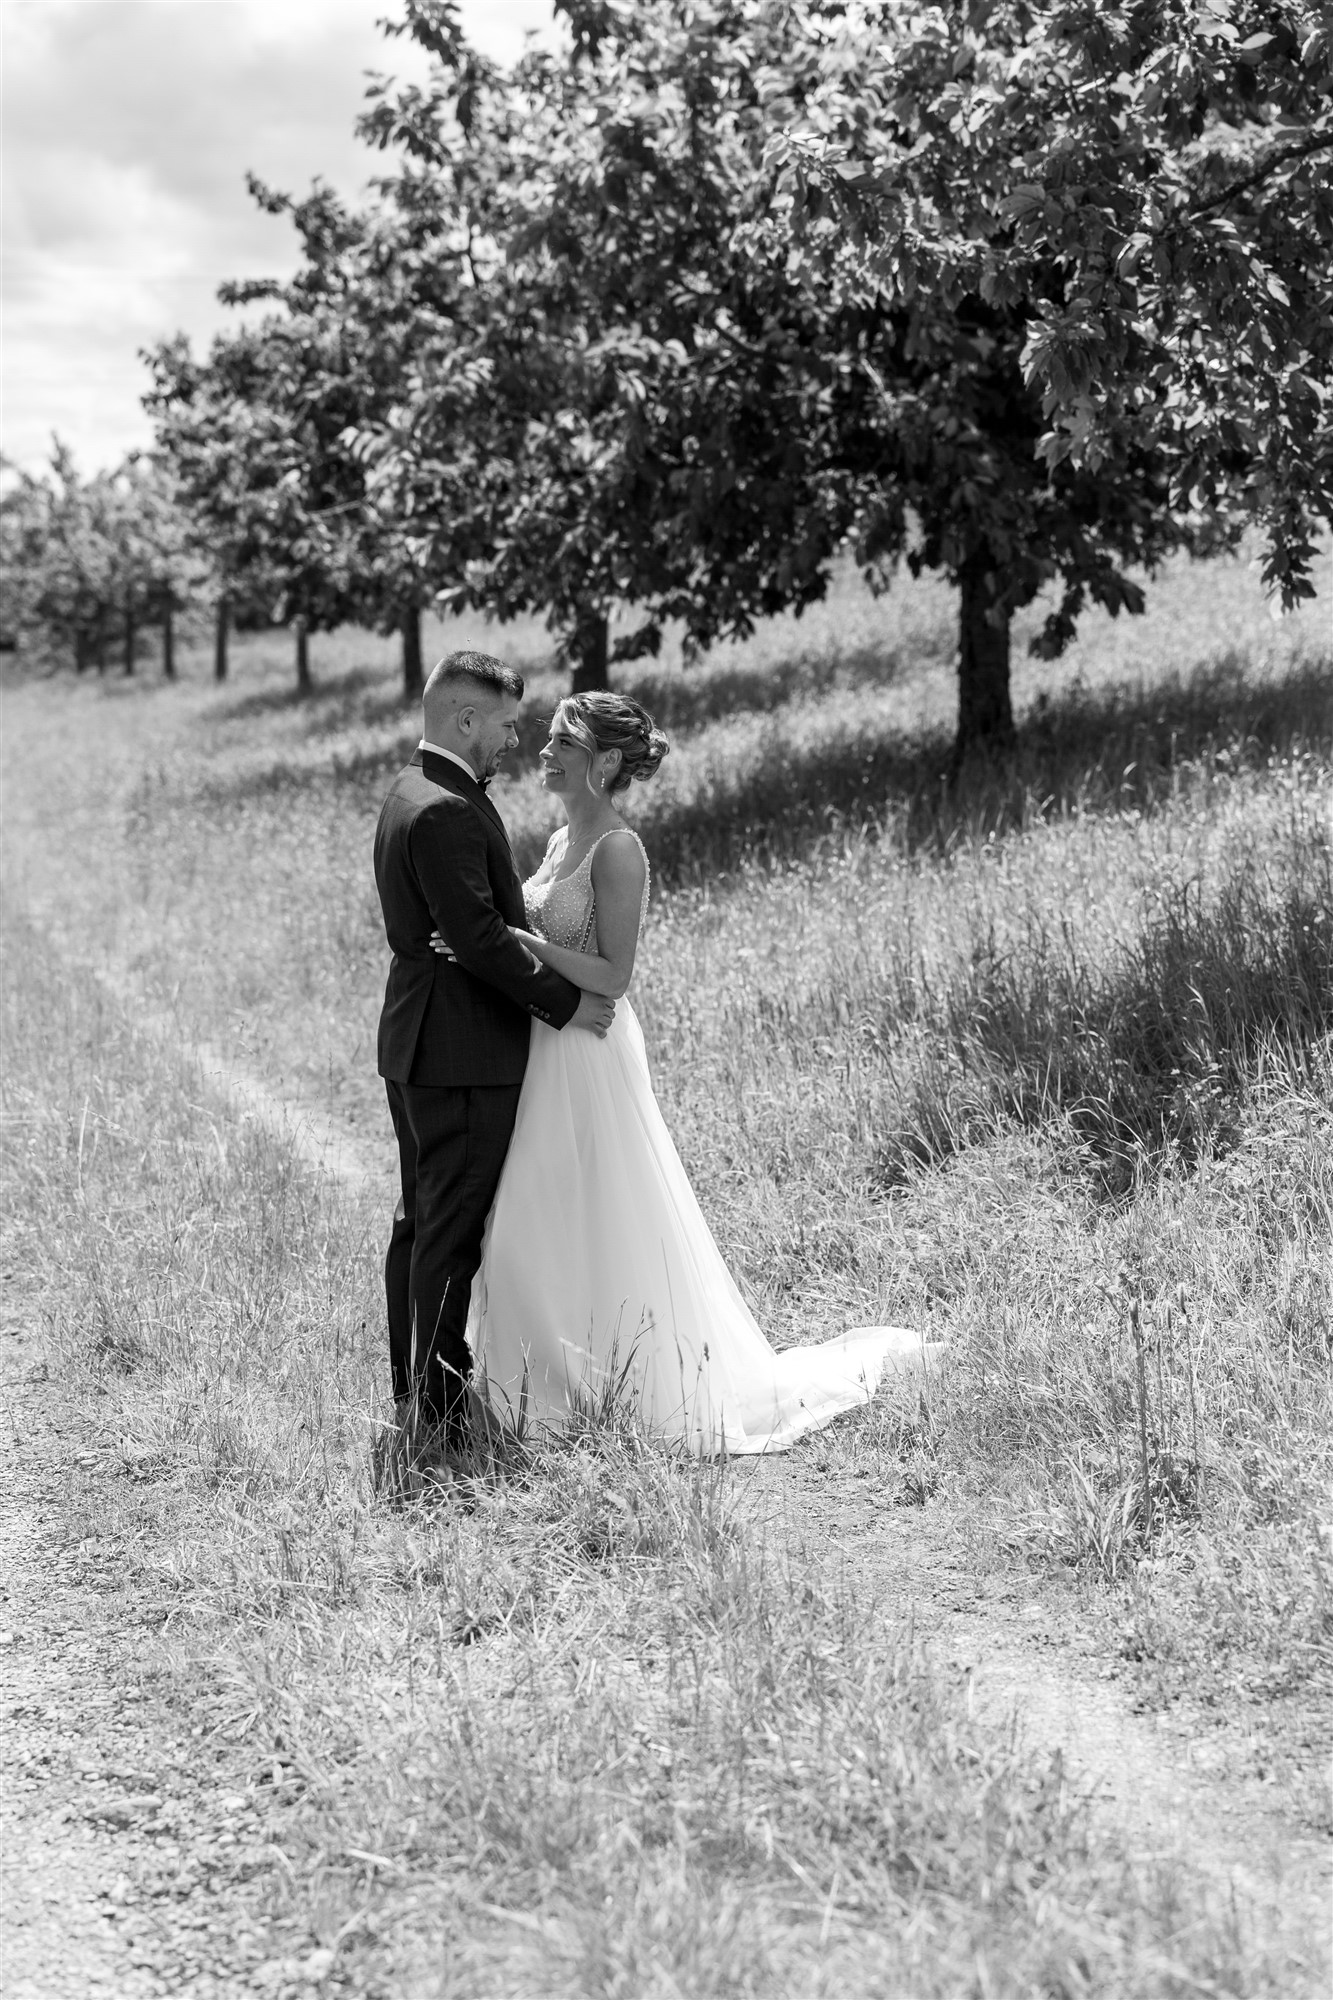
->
[538,720,594,797]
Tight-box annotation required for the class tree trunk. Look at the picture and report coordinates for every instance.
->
[214,595,230,682]
[953,551,1015,767]
[123,600,136,676]
[570,609,609,694]
[74,626,90,674]
[401,604,423,699]
[162,603,175,680]
[295,615,311,691]
[95,611,107,675]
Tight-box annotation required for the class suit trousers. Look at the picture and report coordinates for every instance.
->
[384,1077,522,1425]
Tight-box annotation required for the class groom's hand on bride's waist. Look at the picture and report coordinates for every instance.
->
[572,991,615,1037]
[429,930,612,1036]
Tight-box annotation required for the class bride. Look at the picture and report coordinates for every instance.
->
[446,690,935,1455]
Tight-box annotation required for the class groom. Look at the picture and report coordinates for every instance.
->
[374,649,614,1445]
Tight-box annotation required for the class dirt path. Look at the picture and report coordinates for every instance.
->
[737,1465,1332,1989]
[0,1313,312,1999]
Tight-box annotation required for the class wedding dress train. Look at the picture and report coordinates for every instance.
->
[467,830,938,1454]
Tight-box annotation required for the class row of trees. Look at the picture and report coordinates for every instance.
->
[0,448,207,676]
[14,3,1333,755]
[0,444,322,683]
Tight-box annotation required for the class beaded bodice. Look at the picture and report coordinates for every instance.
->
[523,827,650,956]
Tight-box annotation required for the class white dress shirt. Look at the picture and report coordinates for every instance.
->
[420,739,483,785]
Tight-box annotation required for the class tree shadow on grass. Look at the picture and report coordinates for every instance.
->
[206,631,928,760]
[187,647,1331,885]
[635,649,1333,888]
[219,665,406,732]
[189,638,922,803]
[503,636,936,764]
[620,638,936,735]
[872,834,1333,1199]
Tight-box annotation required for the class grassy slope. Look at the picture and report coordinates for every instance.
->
[2,919,1314,1998]
[3,546,1331,1993]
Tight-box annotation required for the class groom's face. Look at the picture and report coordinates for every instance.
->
[468,691,522,780]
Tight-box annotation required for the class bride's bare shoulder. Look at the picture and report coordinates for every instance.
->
[590,827,648,892]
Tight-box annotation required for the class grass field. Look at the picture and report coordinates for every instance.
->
[3,546,1331,1995]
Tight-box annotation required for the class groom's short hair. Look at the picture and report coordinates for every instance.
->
[425,650,524,702]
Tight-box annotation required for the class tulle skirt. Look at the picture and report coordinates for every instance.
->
[467,1001,938,1455]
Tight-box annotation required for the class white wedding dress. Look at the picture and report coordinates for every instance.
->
[466,827,938,1454]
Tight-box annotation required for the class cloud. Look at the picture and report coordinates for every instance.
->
[1,0,552,474]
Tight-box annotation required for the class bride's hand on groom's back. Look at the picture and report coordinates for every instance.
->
[572,990,615,1037]
[430,929,611,1035]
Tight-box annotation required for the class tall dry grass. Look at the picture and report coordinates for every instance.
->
[3,914,1290,1995]
[3,542,1330,1987]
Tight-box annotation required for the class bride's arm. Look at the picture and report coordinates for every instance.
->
[513,836,646,999]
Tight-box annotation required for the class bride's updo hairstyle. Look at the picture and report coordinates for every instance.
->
[554,692,670,796]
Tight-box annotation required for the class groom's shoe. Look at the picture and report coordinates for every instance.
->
[463,1384,506,1457]
[371,1397,449,1504]
[394,1389,457,1469]
[442,1410,474,1462]
[408,1389,469,1464]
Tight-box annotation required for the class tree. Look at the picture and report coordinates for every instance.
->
[111,456,201,677]
[0,445,204,676]
[147,321,343,691]
[357,0,1332,754]
[146,180,447,699]
[753,0,1333,748]
[756,0,1328,744]
[355,4,854,693]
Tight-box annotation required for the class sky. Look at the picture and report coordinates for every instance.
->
[1,0,552,477]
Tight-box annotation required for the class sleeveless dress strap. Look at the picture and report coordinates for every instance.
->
[586,826,643,864]
[563,826,644,879]
[572,828,650,954]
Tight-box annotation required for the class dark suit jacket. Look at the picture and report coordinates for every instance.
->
[374,750,581,1086]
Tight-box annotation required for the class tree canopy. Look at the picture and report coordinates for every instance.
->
[145,179,448,691]
[142,0,1332,751]
[347,0,1332,753]
[1,445,203,675]
[757,1,1333,608]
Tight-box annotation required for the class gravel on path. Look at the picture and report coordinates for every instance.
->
[0,1315,322,2000]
